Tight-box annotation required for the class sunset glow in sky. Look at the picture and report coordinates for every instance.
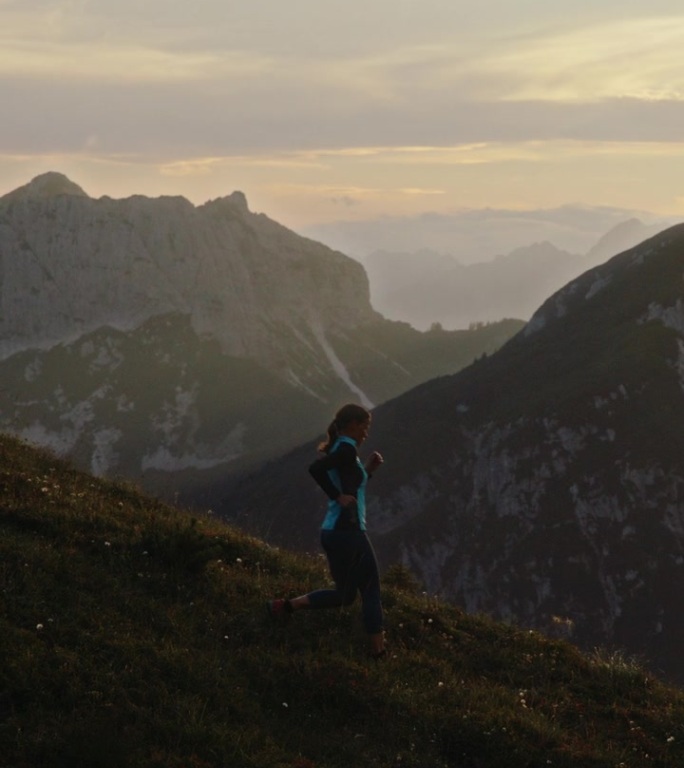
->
[2,0,684,233]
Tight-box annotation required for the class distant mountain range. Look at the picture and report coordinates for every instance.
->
[227,224,684,683]
[0,172,521,503]
[304,205,674,266]
[362,218,667,330]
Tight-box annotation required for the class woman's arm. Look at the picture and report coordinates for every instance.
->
[309,442,362,502]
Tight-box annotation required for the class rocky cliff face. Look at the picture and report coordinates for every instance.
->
[0,172,375,365]
[229,224,684,683]
[0,173,521,501]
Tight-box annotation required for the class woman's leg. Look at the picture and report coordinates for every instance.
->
[280,531,385,653]
[306,530,359,610]
[313,531,385,653]
[275,531,356,613]
[355,534,384,648]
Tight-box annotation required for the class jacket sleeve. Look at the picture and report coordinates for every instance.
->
[308,442,361,500]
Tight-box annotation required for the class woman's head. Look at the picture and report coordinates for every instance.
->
[319,403,371,452]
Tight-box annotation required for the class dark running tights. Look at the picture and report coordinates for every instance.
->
[306,529,383,635]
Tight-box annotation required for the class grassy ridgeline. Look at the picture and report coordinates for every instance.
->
[1,433,684,768]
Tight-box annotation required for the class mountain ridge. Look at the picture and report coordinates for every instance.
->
[0,172,377,363]
[0,172,522,503]
[2,171,90,201]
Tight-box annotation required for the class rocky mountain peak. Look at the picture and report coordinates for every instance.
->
[0,172,379,363]
[3,171,89,202]
[225,190,249,212]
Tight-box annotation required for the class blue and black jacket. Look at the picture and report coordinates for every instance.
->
[309,436,369,531]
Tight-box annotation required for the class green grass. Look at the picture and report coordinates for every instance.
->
[3,433,684,767]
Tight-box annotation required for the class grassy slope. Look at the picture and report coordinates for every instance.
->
[2,434,684,768]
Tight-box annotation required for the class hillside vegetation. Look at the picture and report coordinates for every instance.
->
[2,433,684,768]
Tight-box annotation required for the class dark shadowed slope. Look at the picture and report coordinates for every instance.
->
[226,224,684,683]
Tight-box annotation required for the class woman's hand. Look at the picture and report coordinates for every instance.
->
[365,451,384,475]
[337,494,357,508]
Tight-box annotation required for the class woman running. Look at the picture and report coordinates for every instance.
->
[267,403,386,658]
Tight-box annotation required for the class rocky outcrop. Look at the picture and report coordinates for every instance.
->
[0,172,376,366]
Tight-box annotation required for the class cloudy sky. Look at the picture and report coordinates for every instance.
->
[2,0,684,247]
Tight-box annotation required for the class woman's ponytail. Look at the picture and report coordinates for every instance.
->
[318,419,339,454]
